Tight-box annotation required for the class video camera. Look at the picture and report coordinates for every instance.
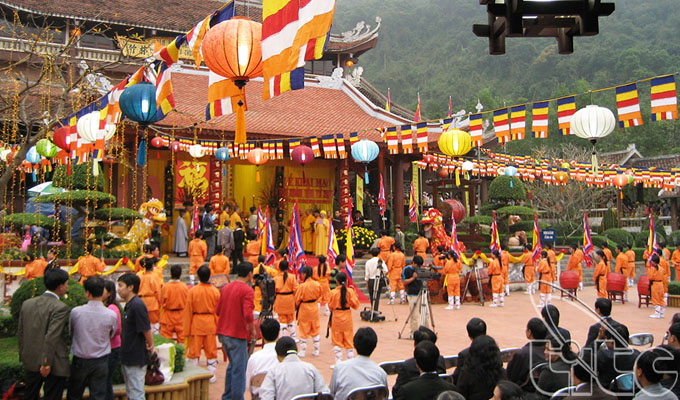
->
[253,271,276,312]
[414,267,441,282]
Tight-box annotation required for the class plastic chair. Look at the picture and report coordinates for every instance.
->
[500,347,521,364]
[443,355,458,370]
[550,386,577,399]
[347,385,389,400]
[379,360,405,375]
[629,333,654,348]
[291,393,333,400]
[609,372,634,395]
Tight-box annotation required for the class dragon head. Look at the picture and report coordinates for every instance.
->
[138,198,167,223]
[419,208,443,238]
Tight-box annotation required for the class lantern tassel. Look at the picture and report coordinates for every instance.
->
[455,168,460,186]
[256,167,261,183]
[92,159,99,177]
[510,179,514,188]
[365,167,369,184]
[235,91,246,144]
[137,139,146,166]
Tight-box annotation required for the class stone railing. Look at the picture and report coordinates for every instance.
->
[0,36,123,63]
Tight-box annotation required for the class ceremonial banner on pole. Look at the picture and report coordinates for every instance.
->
[451,217,460,256]
[583,212,594,267]
[531,213,542,262]
[378,174,386,216]
[648,213,659,255]
[356,175,364,215]
[490,211,500,253]
[288,201,306,273]
[408,181,418,222]
[327,222,339,263]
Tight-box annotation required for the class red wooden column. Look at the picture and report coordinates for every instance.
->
[394,157,404,228]
[339,158,351,219]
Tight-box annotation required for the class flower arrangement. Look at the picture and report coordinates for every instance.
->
[337,226,378,250]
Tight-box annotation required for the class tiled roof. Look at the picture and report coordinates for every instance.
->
[629,155,680,170]
[599,144,642,165]
[158,68,409,141]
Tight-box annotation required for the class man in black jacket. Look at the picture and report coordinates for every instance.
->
[596,322,639,389]
[541,304,571,343]
[506,317,548,392]
[202,204,216,259]
[584,298,618,353]
[452,317,487,385]
[392,326,447,398]
[232,222,245,268]
[396,341,457,400]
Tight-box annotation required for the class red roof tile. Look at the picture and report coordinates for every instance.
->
[158,69,407,142]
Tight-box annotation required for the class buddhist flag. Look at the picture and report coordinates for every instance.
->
[493,109,510,144]
[336,134,347,159]
[510,105,526,140]
[321,134,337,158]
[469,113,483,146]
[386,88,391,112]
[648,213,660,255]
[451,217,460,257]
[289,139,301,157]
[414,92,422,122]
[102,78,129,128]
[310,137,321,157]
[531,213,542,262]
[651,75,678,121]
[344,202,357,289]
[262,0,301,99]
[386,126,399,154]
[409,181,418,222]
[349,131,358,145]
[441,117,453,133]
[531,101,549,138]
[415,122,428,152]
[327,222,340,263]
[293,0,336,68]
[276,141,284,159]
[378,174,386,216]
[616,83,643,128]
[490,211,500,253]
[154,61,175,120]
[557,96,576,135]
[205,71,242,120]
[583,212,594,267]
[287,201,306,273]
[153,34,185,67]
[401,125,413,154]
[185,1,235,67]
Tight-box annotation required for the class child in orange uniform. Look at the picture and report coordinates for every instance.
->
[614,245,629,301]
[537,251,554,307]
[648,254,666,318]
[568,244,585,291]
[295,267,322,357]
[209,245,231,278]
[24,254,47,280]
[312,256,331,316]
[78,244,106,284]
[134,244,154,273]
[184,265,220,382]
[521,244,536,294]
[274,260,299,339]
[443,251,462,310]
[655,248,671,305]
[672,244,680,281]
[625,244,636,288]
[387,242,406,304]
[413,231,429,259]
[501,246,511,296]
[488,250,504,307]
[160,265,188,342]
[328,271,359,364]
[376,231,395,262]
[188,231,207,285]
[593,250,609,299]
[245,233,261,265]
[138,257,163,332]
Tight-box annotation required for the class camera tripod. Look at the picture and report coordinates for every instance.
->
[398,286,436,339]
[366,269,396,322]
[462,264,485,306]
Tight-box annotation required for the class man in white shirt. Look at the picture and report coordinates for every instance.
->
[260,337,329,400]
[364,248,386,311]
[330,327,388,400]
[245,318,280,398]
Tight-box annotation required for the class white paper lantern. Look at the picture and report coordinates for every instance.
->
[461,160,474,172]
[76,111,100,143]
[189,144,205,158]
[0,149,10,162]
[570,105,616,174]
[103,122,116,141]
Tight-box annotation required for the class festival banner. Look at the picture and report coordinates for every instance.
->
[651,75,678,121]
[175,159,209,206]
[557,96,576,135]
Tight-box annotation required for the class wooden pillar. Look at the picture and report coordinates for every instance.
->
[480,179,489,203]
[378,151,385,181]
[394,157,404,228]
[671,197,679,231]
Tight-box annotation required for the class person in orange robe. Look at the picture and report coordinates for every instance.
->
[137,257,163,331]
[545,243,558,278]
[295,267,322,357]
[501,246,511,296]
[209,244,231,278]
[655,248,671,304]
[593,250,609,299]
[413,232,429,259]
[648,254,667,319]
[488,250,504,307]
[432,245,447,269]
[24,254,47,280]
[443,251,462,310]
[625,244,636,288]
[537,251,554,307]
[188,231,207,284]
[672,244,680,281]
[662,244,672,263]
[387,242,406,304]
[312,256,331,316]
[376,231,395,262]
[245,233,261,265]
[301,210,316,253]
[134,244,154,273]
[274,260,299,339]
[160,265,188,342]
[184,265,220,382]
[521,244,536,294]
[602,243,614,270]
[328,271,359,365]
[253,256,278,315]
[567,244,584,290]
[614,245,629,301]
[78,246,106,284]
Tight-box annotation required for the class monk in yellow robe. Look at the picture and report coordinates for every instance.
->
[314,211,330,256]
[302,209,316,253]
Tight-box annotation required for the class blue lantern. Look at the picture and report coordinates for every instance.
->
[119,82,160,167]
[25,146,41,164]
[215,147,231,162]
[505,165,518,188]
[351,139,379,183]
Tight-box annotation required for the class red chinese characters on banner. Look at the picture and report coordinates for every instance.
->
[175,160,210,206]
[281,166,335,212]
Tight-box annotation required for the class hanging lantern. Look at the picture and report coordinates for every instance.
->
[171,141,181,152]
[505,165,518,188]
[351,140,379,183]
[103,122,116,141]
[120,81,161,166]
[291,145,314,179]
[461,160,474,180]
[247,148,268,182]
[613,173,629,199]
[202,17,263,144]
[570,105,616,175]
[76,111,100,143]
[25,146,40,164]
[52,126,70,151]
[438,168,448,179]
[150,137,164,159]
[189,144,205,158]
[0,149,9,162]
[36,139,58,158]
[554,170,569,187]
[215,147,231,161]
[438,129,471,157]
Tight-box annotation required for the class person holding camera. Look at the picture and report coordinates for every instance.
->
[253,255,278,317]
[403,255,428,336]
[388,242,406,305]
[365,248,386,312]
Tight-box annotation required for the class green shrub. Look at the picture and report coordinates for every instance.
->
[669,282,680,296]
[488,176,526,201]
[53,161,105,191]
[480,203,503,216]
[603,228,634,247]
[0,336,22,389]
[94,207,142,221]
[337,226,377,250]
[495,205,536,217]
[633,247,646,260]
[462,215,493,226]
[10,277,87,322]
[668,231,680,246]
[35,190,116,207]
[635,230,667,247]
[0,314,15,338]
[600,208,618,233]
[509,221,550,233]
[1,213,57,229]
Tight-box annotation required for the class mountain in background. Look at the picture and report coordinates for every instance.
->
[332,0,680,156]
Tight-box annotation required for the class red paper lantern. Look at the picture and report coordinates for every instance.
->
[247,148,267,182]
[423,154,435,165]
[438,168,448,179]
[151,137,164,148]
[53,126,70,151]
[291,145,313,165]
[171,141,181,152]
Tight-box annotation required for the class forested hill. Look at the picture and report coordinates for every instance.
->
[333,0,680,156]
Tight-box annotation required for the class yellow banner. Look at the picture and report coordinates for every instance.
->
[412,162,420,210]
[356,175,364,215]
[115,35,194,60]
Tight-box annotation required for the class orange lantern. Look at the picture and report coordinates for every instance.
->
[612,173,629,199]
[202,17,263,144]
[247,148,268,182]
[554,171,569,185]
